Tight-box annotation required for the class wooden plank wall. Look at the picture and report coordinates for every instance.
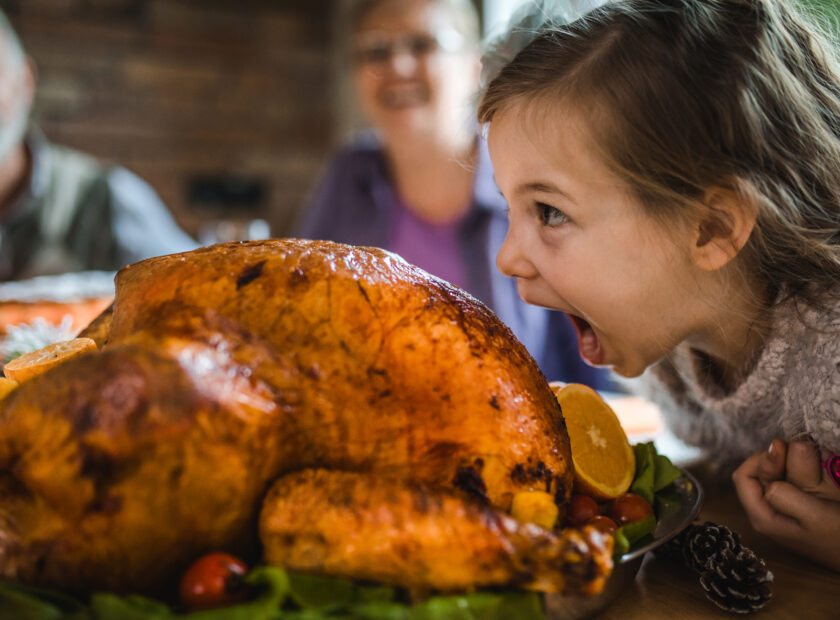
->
[3,0,335,239]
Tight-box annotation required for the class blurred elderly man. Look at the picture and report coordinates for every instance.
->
[0,10,197,281]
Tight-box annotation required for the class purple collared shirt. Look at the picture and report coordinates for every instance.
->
[389,196,469,291]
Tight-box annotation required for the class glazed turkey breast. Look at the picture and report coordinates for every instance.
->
[0,239,610,597]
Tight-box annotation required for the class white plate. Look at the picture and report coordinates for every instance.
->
[0,271,115,303]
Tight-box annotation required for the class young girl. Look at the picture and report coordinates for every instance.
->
[478,0,840,570]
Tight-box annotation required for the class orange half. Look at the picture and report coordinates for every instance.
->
[4,338,97,383]
[550,382,635,500]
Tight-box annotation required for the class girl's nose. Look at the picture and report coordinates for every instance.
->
[496,225,537,280]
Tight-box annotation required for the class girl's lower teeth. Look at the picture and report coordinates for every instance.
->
[581,329,598,359]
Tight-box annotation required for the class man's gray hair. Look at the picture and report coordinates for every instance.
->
[0,9,26,72]
[0,8,30,164]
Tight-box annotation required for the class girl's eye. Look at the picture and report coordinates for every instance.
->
[537,203,568,226]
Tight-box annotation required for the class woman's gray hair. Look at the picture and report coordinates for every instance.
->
[348,0,480,46]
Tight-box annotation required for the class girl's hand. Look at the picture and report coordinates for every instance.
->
[732,439,840,572]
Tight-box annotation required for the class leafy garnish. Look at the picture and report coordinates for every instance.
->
[629,442,682,505]
[615,442,684,559]
[653,488,684,523]
[653,453,682,493]
[0,443,684,618]
[287,573,354,612]
[0,316,77,364]
[0,569,545,620]
[612,514,656,557]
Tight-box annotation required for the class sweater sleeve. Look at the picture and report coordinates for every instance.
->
[802,308,840,455]
[293,145,368,243]
[107,166,199,265]
[293,154,348,241]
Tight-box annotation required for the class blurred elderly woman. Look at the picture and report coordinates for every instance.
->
[295,0,611,389]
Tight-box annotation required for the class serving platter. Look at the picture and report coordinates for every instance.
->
[545,467,704,620]
[0,467,704,618]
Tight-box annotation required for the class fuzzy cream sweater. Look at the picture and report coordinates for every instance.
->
[633,293,840,475]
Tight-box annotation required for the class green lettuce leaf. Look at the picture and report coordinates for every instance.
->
[286,572,354,611]
[653,454,682,492]
[629,442,656,505]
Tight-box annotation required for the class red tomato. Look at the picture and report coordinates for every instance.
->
[608,493,654,525]
[566,494,600,526]
[179,552,249,611]
[586,515,618,534]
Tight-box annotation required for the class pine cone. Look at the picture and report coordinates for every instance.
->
[683,521,742,573]
[700,547,774,614]
[655,525,692,563]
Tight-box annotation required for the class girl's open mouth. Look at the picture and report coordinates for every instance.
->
[566,314,604,366]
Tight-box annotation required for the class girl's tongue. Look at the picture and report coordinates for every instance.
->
[567,314,604,366]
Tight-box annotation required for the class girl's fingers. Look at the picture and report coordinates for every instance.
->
[733,458,801,538]
[733,460,789,520]
[785,441,822,489]
[764,480,824,523]
[732,451,763,480]
[734,448,840,572]
[757,438,786,486]
[784,441,840,501]
[762,482,840,571]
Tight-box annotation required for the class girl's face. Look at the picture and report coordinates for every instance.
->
[488,103,710,378]
[352,0,478,141]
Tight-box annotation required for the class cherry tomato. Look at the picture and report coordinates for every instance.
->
[179,552,248,611]
[586,515,618,534]
[566,494,600,526]
[608,493,654,525]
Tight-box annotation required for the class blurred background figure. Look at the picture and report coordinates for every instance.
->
[295,0,611,389]
[0,9,197,281]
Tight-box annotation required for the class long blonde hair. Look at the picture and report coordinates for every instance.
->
[479,0,840,307]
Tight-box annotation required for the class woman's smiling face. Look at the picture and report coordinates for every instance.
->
[488,102,706,377]
[352,0,477,140]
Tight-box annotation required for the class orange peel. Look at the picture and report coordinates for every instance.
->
[550,381,635,500]
[3,338,97,383]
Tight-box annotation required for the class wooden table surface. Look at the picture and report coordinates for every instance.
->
[596,464,840,619]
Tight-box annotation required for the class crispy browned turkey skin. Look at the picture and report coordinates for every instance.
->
[261,469,612,596]
[0,239,611,596]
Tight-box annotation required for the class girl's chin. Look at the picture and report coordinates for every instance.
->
[606,356,651,378]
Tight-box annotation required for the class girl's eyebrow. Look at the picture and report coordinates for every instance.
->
[514,181,576,204]
[490,178,576,204]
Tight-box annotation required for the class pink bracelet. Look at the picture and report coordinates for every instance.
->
[821,454,840,489]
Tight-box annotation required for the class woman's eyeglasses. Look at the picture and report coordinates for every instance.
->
[353,28,465,72]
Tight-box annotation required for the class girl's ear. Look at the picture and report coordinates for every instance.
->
[691,188,757,271]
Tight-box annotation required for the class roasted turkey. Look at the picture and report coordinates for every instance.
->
[0,239,611,599]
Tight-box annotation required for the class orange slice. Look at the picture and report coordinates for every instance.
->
[550,381,635,500]
[3,338,97,383]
